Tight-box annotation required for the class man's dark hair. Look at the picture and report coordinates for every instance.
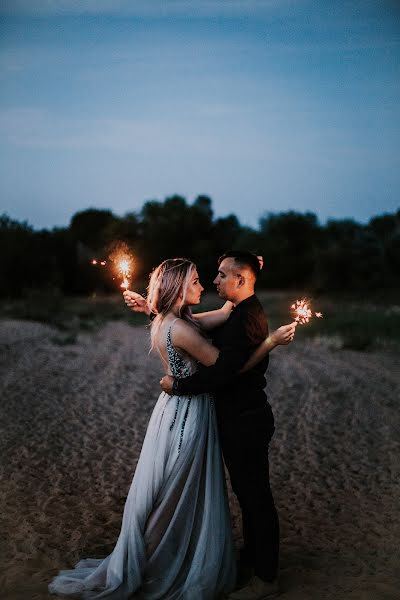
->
[218,250,261,279]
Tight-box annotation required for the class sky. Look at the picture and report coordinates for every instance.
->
[0,0,399,230]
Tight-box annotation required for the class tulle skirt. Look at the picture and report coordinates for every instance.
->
[48,391,236,599]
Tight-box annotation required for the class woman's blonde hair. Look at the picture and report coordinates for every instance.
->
[147,258,201,350]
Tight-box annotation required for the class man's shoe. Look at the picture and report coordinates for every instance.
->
[227,575,279,600]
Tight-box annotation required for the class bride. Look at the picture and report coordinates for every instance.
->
[49,258,289,600]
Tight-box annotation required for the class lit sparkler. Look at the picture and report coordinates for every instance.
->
[117,257,131,289]
[291,298,323,324]
[91,249,134,291]
[108,244,134,291]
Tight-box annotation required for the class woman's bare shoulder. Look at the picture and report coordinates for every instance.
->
[171,318,198,338]
[169,317,217,366]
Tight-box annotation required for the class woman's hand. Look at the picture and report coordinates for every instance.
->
[221,301,234,314]
[123,290,151,316]
[192,301,233,329]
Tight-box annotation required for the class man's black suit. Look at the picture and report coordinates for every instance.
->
[175,294,279,582]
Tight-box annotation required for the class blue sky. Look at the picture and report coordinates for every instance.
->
[0,0,399,230]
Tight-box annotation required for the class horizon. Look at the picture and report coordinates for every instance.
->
[2,198,399,233]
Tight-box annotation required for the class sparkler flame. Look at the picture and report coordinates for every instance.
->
[291,298,323,324]
[118,258,131,289]
[91,247,133,291]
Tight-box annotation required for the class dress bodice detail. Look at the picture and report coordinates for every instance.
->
[166,321,195,455]
[166,324,192,379]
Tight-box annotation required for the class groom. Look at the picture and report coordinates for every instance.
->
[124,251,295,600]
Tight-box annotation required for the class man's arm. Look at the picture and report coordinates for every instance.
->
[240,322,296,372]
[161,321,296,395]
[167,311,254,396]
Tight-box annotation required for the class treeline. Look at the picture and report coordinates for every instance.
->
[1,195,399,298]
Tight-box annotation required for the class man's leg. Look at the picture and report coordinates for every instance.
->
[221,410,279,583]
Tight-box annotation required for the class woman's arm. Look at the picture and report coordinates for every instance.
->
[192,301,233,330]
[160,321,297,394]
[240,322,297,373]
[123,291,232,330]
[172,319,220,367]
[123,290,151,315]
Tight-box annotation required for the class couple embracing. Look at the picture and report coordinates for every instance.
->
[49,251,296,600]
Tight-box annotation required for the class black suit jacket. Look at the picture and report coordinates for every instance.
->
[175,294,270,422]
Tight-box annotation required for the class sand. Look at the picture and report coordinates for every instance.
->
[0,319,399,600]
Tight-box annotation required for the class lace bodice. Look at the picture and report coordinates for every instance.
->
[166,323,194,379]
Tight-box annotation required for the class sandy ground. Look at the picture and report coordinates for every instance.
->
[0,319,399,600]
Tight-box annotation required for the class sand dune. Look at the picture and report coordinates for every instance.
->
[0,319,399,599]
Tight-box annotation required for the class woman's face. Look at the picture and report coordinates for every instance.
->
[183,269,204,306]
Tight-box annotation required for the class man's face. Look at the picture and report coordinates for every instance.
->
[213,258,240,301]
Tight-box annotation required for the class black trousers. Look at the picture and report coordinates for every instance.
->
[218,402,279,582]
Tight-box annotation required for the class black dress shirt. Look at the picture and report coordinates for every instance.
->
[175,294,270,420]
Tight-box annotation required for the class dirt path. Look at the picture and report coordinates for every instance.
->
[0,320,399,599]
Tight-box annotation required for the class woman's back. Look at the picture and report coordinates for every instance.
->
[154,316,198,379]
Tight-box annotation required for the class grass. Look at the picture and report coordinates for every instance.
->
[1,288,399,351]
[196,290,400,350]
[0,289,149,343]
[256,291,400,351]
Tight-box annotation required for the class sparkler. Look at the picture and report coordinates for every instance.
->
[291,298,323,325]
[109,244,134,291]
[117,257,132,289]
[91,245,134,291]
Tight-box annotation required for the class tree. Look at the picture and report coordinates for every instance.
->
[70,208,119,250]
[315,219,385,291]
[258,211,321,288]
[0,215,34,297]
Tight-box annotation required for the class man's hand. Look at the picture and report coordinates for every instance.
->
[270,322,297,346]
[160,375,175,395]
[123,290,151,315]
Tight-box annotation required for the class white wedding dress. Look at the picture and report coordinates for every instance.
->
[48,321,236,600]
